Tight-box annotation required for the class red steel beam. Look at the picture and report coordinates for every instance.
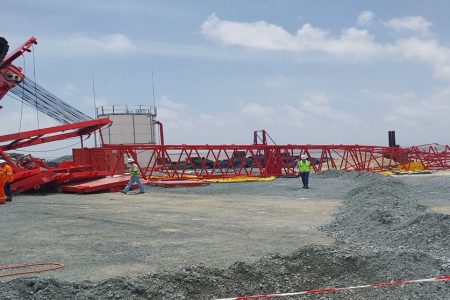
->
[0,118,111,150]
[81,143,450,180]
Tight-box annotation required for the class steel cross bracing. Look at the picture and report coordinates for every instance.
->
[78,143,450,180]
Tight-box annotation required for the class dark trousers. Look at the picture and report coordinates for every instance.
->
[5,182,12,201]
[300,172,309,187]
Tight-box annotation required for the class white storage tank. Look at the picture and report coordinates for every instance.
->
[97,105,157,144]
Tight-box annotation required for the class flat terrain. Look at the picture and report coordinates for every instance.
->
[0,178,341,281]
[0,172,449,299]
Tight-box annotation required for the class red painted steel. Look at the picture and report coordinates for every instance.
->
[58,175,148,193]
[0,118,111,150]
[0,36,37,105]
[0,37,37,68]
[0,118,112,193]
[73,141,450,182]
[72,147,125,175]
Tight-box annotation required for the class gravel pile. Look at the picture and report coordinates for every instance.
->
[1,172,449,299]
[312,169,346,179]
[1,246,448,300]
[324,173,450,259]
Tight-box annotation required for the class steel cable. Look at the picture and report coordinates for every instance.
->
[11,77,91,124]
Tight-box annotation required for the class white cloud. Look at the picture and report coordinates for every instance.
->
[358,87,450,143]
[83,96,108,111]
[361,89,417,103]
[155,95,189,130]
[358,10,374,26]
[48,33,135,56]
[154,90,362,145]
[264,75,290,89]
[61,83,79,96]
[158,95,186,110]
[385,16,432,34]
[394,37,450,79]
[289,92,354,124]
[201,14,389,59]
[201,14,450,81]
[201,13,298,51]
[240,102,277,120]
[384,87,450,128]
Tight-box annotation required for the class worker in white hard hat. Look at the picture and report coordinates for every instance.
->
[296,154,311,189]
[121,158,145,194]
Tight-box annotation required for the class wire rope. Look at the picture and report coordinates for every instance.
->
[32,44,40,128]
[0,262,64,278]
[18,54,26,132]
[12,138,86,153]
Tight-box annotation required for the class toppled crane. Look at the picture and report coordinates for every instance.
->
[0,36,112,192]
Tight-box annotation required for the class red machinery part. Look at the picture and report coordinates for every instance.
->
[0,118,112,193]
[0,36,37,105]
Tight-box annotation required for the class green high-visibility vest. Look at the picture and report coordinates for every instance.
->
[129,163,141,177]
[297,160,311,172]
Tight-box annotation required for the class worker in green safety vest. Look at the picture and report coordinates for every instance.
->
[296,155,311,189]
[121,158,145,194]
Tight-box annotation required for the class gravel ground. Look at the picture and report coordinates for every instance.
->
[0,171,449,299]
[0,181,340,282]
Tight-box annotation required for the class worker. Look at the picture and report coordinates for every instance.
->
[121,158,145,194]
[2,160,13,201]
[296,154,311,189]
[0,159,7,204]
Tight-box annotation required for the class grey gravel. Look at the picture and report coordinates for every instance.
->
[1,170,449,299]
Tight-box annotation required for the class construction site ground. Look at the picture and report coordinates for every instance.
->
[0,170,449,299]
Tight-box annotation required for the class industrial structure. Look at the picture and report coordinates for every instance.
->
[97,105,157,145]
[1,36,450,194]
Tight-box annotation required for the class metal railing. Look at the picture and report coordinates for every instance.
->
[96,105,157,116]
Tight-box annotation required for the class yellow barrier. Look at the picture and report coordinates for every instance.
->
[146,175,277,183]
[202,176,277,183]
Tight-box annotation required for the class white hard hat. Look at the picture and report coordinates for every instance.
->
[0,159,6,164]
[127,158,135,163]
[301,155,307,160]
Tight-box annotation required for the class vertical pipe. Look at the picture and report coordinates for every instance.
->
[388,131,396,147]
[155,120,165,164]
[132,115,136,144]
[80,136,84,165]
[99,128,105,146]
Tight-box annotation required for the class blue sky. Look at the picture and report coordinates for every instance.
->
[2,0,450,157]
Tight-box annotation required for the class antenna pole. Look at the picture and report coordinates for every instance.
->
[152,72,156,109]
[92,73,98,147]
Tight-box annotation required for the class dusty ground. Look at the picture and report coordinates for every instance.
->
[0,179,340,281]
[0,172,449,299]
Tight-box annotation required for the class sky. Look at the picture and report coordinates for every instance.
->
[2,0,450,158]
